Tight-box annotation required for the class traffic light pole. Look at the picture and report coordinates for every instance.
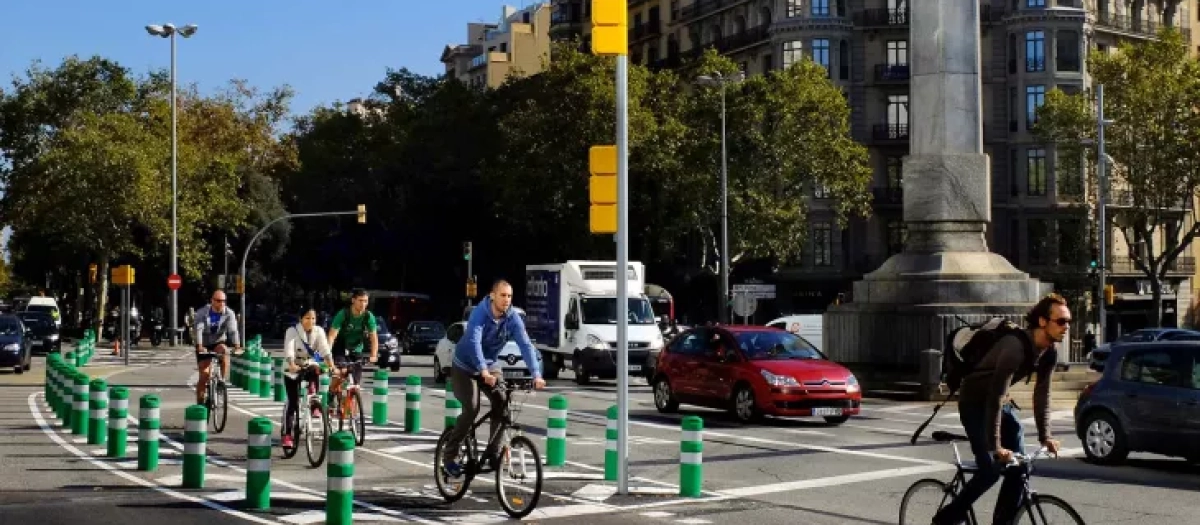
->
[466,241,474,310]
[1097,84,1111,343]
[614,52,631,496]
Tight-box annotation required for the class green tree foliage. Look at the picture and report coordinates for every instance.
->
[1036,28,1200,326]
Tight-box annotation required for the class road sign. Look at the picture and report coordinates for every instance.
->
[732,293,757,317]
[167,274,182,290]
[732,283,776,299]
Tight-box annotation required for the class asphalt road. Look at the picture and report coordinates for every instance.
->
[1,343,1197,524]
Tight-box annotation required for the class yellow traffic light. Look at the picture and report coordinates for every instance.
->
[1104,284,1115,305]
[590,0,627,56]
[357,204,367,224]
[589,145,618,233]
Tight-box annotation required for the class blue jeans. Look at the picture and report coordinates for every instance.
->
[932,402,1026,525]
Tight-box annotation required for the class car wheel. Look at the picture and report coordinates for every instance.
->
[731,385,760,423]
[573,352,590,385]
[13,365,22,375]
[823,415,850,425]
[542,351,560,380]
[1082,411,1129,465]
[433,357,445,383]
[653,377,679,413]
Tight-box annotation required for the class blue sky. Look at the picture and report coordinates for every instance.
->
[0,0,533,116]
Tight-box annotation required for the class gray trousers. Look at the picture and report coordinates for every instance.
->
[444,365,505,461]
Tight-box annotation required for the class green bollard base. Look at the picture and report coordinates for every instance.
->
[326,490,354,525]
[605,450,617,481]
[71,415,88,437]
[107,429,127,458]
[246,471,271,510]
[88,422,106,445]
[182,455,205,488]
[138,442,160,472]
[546,440,565,467]
[680,463,703,497]
[372,404,387,427]
[405,410,420,434]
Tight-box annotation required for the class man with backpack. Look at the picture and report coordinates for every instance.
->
[929,294,1067,525]
[326,289,379,392]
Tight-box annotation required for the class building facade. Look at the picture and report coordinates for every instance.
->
[549,0,1198,339]
[442,4,553,89]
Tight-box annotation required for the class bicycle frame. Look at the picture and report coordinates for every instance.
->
[938,438,1054,525]
[460,379,532,468]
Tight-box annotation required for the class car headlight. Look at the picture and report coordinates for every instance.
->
[760,369,800,387]
[846,374,860,392]
[587,334,608,350]
[385,339,398,349]
[48,334,60,340]
[3,344,18,352]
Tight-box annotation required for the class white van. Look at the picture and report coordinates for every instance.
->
[26,297,61,328]
[765,315,823,352]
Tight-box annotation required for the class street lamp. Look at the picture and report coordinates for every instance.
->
[146,22,198,346]
[695,70,745,324]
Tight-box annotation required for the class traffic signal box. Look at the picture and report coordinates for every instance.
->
[590,0,627,56]
[589,145,618,234]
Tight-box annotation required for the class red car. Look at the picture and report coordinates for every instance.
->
[651,325,862,424]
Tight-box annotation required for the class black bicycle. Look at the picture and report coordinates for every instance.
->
[899,431,1085,524]
[197,351,228,433]
[433,377,543,519]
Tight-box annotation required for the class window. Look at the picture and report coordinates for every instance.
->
[1057,218,1085,265]
[786,0,803,17]
[814,183,831,198]
[812,0,830,16]
[886,40,908,65]
[1026,85,1045,128]
[887,220,907,255]
[813,222,833,266]
[1027,218,1052,264]
[1026,148,1047,196]
[669,330,709,355]
[1120,350,1182,387]
[1185,351,1200,390]
[886,156,903,190]
[839,40,850,80]
[1027,0,1046,7]
[887,95,909,126]
[1025,31,1045,72]
[762,53,773,71]
[812,39,831,76]
[1056,30,1080,71]
[783,41,803,68]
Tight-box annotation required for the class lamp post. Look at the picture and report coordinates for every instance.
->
[695,71,745,324]
[146,22,198,346]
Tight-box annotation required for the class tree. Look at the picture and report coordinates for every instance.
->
[1036,28,1200,326]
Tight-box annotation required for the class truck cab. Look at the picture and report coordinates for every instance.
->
[525,261,665,384]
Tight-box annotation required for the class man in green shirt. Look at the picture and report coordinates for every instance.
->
[327,288,379,390]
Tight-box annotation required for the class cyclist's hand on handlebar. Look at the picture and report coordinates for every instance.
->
[1042,438,1061,457]
[993,447,1014,464]
[533,378,546,390]
[480,369,498,387]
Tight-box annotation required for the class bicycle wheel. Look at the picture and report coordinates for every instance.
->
[350,389,366,446]
[210,377,227,433]
[1018,494,1086,525]
[306,397,330,467]
[434,426,474,502]
[281,403,299,459]
[496,434,543,519]
[899,478,954,525]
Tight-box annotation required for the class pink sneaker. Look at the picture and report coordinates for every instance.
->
[282,435,294,448]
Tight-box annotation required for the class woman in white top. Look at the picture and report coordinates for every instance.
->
[282,308,334,448]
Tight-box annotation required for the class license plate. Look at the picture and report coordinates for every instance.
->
[502,369,526,379]
[812,407,842,417]
[628,365,642,372]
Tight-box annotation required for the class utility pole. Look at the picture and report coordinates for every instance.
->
[1096,84,1113,343]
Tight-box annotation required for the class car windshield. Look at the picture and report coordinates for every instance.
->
[580,297,656,325]
[26,305,55,314]
[735,331,824,360]
[0,319,22,336]
[1116,330,1162,343]
[410,322,444,337]
[19,314,50,328]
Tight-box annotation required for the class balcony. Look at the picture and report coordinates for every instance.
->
[872,123,909,142]
[1056,56,1081,72]
[678,0,751,23]
[1111,256,1196,275]
[853,7,908,27]
[874,63,910,82]
[873,187,903,204]
[630,21,662,43]
[1026,57,1046,73]
[1094,13,1191,42]
[714,23,771,53]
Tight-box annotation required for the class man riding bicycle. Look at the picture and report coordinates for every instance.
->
[193,290,240,406]
[282,307,334,449]
[442,279,545,478]
[326,289,378,394]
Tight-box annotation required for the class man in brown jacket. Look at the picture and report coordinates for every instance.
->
[933,294,1066,525]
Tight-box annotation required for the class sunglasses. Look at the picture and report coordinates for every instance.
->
[1049,318,1071,326]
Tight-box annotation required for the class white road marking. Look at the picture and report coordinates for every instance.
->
[718,464,955,497]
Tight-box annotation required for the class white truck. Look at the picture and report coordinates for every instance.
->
[524,261,665,384]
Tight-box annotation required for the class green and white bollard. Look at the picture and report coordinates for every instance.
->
[445,398,461,430]
[44,354,57,408]
[246,417,273,510]
[259,353,272,399]
[88,378,108,445]
[372,369,389,426]
[183,404,208,488]
[57,364,72,425]
[546,395,568,467]
[246,350,260,395]
[273,357,285,402]
[680,415,704,497]
[320,367,331,408]
[327,431,355,525]
[405,375,421,433]
[107,386,129,458]
[138,394,161,471]
[605,405,618,481]
[72,373,89,437]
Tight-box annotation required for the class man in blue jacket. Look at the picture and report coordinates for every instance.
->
[442,279,545,477]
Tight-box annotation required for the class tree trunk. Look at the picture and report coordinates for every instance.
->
[1150,273,1165,328]
[94,255,110,339]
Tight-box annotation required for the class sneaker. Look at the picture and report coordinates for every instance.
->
[443,459,463,478]
[282,435,294,448]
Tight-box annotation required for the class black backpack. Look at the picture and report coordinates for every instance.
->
[909,317,1035,444]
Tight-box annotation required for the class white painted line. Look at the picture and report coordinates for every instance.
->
[206,489,325,503]
[718,464,954,497]
[523,503,620,520]
[676,519,713,525]
[156,473,245,485]
[114,458,182,469]
[641,511,676,518]
[279,510,402,524]
[572,483,618,502]
[26,393,277,524]
[867,404,931,413]
[542,471,605,481]
[377,443,437,454]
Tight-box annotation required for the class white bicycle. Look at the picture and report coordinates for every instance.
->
[281,365,330,467]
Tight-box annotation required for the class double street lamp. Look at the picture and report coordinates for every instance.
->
[146,22,198,345]
[695,71,745,324]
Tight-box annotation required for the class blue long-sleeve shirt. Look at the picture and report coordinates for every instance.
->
[453,297,542,379]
